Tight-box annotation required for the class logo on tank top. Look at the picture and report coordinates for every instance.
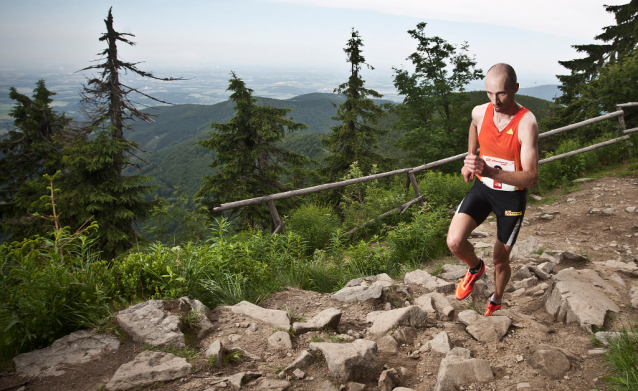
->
[506,129,513,135]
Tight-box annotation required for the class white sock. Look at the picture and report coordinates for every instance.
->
[490,294,502,304]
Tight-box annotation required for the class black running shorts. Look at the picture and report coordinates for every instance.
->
[455,179,527,246]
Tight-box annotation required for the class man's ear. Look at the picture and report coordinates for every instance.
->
[514,83,520,94]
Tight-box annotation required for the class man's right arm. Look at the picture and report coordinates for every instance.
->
[462,106,482,182]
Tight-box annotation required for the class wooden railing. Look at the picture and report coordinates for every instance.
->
[213,102,638,235]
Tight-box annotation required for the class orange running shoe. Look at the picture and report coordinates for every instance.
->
[484,301,502,317]
[454,260,485,300]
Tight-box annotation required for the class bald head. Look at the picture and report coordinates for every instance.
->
[486,63,517,89]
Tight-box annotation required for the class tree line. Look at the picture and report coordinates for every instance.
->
[1,2,637,256]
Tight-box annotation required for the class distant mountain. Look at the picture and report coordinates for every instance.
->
[517,85,562,102]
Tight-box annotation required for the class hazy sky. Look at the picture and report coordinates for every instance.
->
[0,0,619,87]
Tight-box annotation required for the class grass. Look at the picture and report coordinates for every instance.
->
[463,301,483,315]
[141,344,200,360]
[600,325,638,390]
[222,349,243,366]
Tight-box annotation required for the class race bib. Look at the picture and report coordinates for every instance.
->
[480,155,517,191]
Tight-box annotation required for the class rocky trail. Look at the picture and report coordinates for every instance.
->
[1,175,637,391]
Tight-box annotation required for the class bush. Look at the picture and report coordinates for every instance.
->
[287,203,340,254]
[387,208,450,267]
[417,171,472,209]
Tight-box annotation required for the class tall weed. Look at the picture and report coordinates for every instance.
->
[388,208,450,267]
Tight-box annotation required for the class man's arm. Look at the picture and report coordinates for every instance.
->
[465,112,539,188]
[461,106,483,182]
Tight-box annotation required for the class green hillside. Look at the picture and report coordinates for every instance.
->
[127,92,556,199]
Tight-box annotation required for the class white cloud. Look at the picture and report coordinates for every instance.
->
[271,0,618,39]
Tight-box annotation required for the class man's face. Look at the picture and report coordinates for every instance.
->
[485,72,519,113]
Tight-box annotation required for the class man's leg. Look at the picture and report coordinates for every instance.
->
[447,213,480,269]
[491,239,513,301]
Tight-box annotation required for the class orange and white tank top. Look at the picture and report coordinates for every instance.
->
[476,103,529,191]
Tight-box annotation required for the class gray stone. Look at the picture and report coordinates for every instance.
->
[347,382,366,391]
[404,270,454,293]
[204,340,224,366]
[310,339,379,383]
[413,295,437,320]
[540,214,554,220]
[427,331,452,354]
[293,368,305,379]
[378,368,403,391]
[517,383,532,389]
[345,273,393,288]
[229,301,291,330]
[602,260,638,278]
[602,208,616,215]
[279,350,316,379]
[528,348,570,380]
[393,388,415,391]
[531,266,551,280]
[531,194,543,200]
[572,177,593,182]
[560,251,587,262]
[438,264,467,281]
[434,347,494,391]
[588,349,606,355]
[366,305,432,336]
[332,283,384,302]
[537,262,555,274]
[178,296,215,339]
[609,273,627,288]
[539,252,559,263]
[626,206,637,213]
[106,351,191,390]
[376,335,399,353]
[595,331,627,346]
[471,230,489,238]
[293,308,342,334]
[457,310,511,342]
[510,237,540,260]
[588,207,600,214]
[543,268,620,333]
[425,292,455,320]
[252,378,291,390]
[13,330,120,377]
[392,327,417,345]
[116,300,184,348]
[268,331,293,350]
[512,266,533,281]
[535,344,580,364]
[514,276,539,290]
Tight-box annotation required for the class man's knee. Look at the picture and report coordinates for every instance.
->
[446,232,466,254]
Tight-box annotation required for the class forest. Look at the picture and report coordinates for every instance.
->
[1,2,637,375]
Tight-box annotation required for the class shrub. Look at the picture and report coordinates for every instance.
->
[417,171,472,209]
[287,203,340,254]
[387,208,450,267]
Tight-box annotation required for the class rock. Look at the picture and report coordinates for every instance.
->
[378,368,403,391]
[279,350,315,378]
[178,297,216,339]
[393,388,415,391]
[513,276,538,290]
[470,230,489,238]
[116,300,185,348]
[543,268,620,333]
[376,335,399,353]
[559,251,588,262]
[540,214,554,220]
[425,292,455,320]
[413,295,437,320]
[528,348,570,380]
[366,306,432,336]
[332,283,385,302]
[572,178,592,182]
[588,348,606,355]
[531,265,551,280]
[517,382,532,389]
[457,310,511,342]
[252,378,291,390]
[347,382,366,391]
[537,261,555,274]
[473,241,492,248]
[602,260,638,278]
[510,236,540,260]
[539,252,558,263]
[229,347,261,361]
[631,286,638,308]
[438,264,467,281]
[226,371,261,389]
[531,194,543,200]
[588,207,600,214]
[204,340,224,366]
[310,339,379,383]
[293,368,305,379]
[229,301,291,330]
[13,330,120,377]
[392,327,418,345]
[602,208,616,215]
[434,347,494,391]
[293,308,342,335]
[345,273,393,288]
[268,331,293,350]
[535,344,580,364]
[404,270,454,293]
[626,206,637,213]
[512,266,533,281]
[427,331,452,354]
[106,351,191,390]
[227,334,241,343]
[609,273,626,288]
[594,331,628,346]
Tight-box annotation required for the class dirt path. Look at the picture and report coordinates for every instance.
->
[1,174,637,391]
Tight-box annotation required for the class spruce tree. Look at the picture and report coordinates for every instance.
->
[0,80,70,239]
[321,29,393,182]
[196,72,310,228]
[392,22,483,167]
[64,8,182,257]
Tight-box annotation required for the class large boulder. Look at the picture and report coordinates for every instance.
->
[434,347,494,391]
[332,282,385,302]
[510,237,540,260]
[601,260,638,278]
[13,330,120,377]
[415,292,454,320]
[116,300,184,348]
[543,268,620,333]
[177,297,216,339]
[366,305,432,336]
[458,310,511,342]
[228,301,291,330]
[404,270,454,293]
[310,339,379,383]
[528,346,571,380]
[106,351,191,390]
[293,308,342,335]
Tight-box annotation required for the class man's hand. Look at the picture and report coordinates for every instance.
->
[464,153,493,177]
[461,165,474,182]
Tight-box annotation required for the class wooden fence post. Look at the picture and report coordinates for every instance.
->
[407,171,425,208]
[616,105,627,137]
[267,200,284,235]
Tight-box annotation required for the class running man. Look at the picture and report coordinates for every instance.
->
[447,63,539,317]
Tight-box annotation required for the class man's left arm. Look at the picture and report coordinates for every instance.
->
[467,113,539,188]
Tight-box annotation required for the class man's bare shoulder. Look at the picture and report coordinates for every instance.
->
[472,103,490,121]
[520,110,539,133]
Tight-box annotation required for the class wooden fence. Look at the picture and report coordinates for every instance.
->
[213,102,638,235]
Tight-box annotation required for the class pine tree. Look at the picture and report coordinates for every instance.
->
[64,7,182,257]
[0,80,70,239]
[321,29,393,182]
[392,22,483,167]
[196,72,310,228]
